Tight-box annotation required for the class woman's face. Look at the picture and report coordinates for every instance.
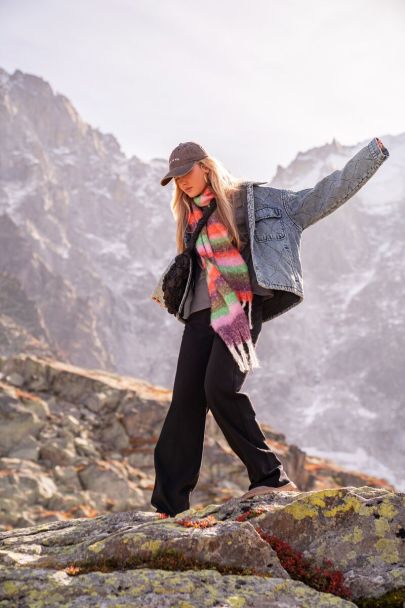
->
[174,162,209,197]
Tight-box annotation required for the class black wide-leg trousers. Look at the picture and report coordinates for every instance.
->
[151,294,291,517]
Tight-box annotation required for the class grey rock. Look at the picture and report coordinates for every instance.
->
[5,372,24,387]
[39,435,77,466]
[0,397,45,456]
[7,434,40,461]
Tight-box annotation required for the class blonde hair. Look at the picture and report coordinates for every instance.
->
[170,155,247,253]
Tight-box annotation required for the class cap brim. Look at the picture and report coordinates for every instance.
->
[160,161,195,186]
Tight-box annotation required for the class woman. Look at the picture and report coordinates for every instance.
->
[151,138,389,517]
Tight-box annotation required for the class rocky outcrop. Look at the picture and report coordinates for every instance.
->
[0,571,353,608]
[0,353,402,605]
[0,486,404,606]
[0,353,395,533]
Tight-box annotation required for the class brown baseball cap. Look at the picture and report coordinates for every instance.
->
[160,141,209,186]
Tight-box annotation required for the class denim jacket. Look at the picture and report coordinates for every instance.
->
[151,137,389,324]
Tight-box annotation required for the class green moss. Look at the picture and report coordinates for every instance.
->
[63,545,267,578]
[145,547,263,577]
[272,580,290,593]
[375,538,400,564]
[307,488,343,509]
[356,586,405,607]
[346,550,357,561]
[227,595,246,607]
[285,486,375,521]
[121,531,147,545]
[25,588,67,607]
[87,540,105,554]
[378,501,397,520]
[174,508,198,520]
[307,494,326,508]
[2,581,19,596]
[374,517,390,537]
[391,568,404,580]
[324,496,363,518]
[139,540,162,555]
[284,501,318,521]
[194,504,220,518]
[327,595,353,606]
[315,543,327,557]
[342,525,364,544]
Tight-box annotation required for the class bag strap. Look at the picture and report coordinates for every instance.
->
[185,200,217,252]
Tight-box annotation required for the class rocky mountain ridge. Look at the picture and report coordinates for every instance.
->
[0,352,395,534]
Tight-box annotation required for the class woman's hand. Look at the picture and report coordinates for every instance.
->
[376,137,385,150]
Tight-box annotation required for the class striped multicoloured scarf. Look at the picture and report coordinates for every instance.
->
[187,184,260,373]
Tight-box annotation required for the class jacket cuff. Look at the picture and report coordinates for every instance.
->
[368,137,389,160]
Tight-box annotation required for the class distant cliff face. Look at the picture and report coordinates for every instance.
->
[0,486,404,607]
[262,133,405,490]
[1,65,404,497]
[0,66,176,384]
[0,353,394,533]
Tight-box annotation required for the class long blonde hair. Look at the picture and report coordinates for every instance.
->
[170,155,248,253]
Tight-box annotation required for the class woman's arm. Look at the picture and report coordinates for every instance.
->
[282,137,389,231]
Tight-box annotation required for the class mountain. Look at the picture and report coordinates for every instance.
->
[0,66,404,492]
[0,352,393,532]
[0,66,173,378]
[268,133,405,491]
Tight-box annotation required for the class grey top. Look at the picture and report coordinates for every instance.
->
[182,183,274,320]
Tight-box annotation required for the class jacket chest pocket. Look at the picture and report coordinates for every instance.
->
[254,206,285,241]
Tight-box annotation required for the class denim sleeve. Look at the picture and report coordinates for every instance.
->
[282,137,390,231]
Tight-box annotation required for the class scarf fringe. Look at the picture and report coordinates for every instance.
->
[228,338,261,374]
[241,299,253,330]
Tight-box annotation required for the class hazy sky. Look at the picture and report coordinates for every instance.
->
[1,0,404,180]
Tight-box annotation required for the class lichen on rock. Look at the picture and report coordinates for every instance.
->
[0,485,404,606]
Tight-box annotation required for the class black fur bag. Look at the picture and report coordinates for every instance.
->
[162,201,217,317]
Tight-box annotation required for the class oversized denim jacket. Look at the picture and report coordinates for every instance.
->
[151,137,389,324]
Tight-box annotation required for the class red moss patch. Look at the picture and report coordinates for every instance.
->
[64,565,82,576]
[255,526,352,600]
[235,507,267,521]
[175,515,218,528]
